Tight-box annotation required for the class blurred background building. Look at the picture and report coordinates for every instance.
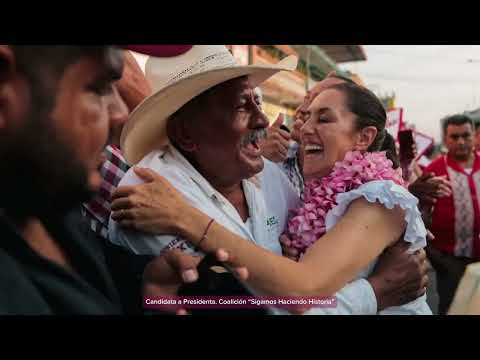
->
[225,45,367,126]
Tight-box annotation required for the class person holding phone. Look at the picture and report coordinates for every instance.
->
[424,114,480,314]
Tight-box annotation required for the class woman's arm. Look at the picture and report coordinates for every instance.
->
[177,197,405,297]
[112,168,406,298]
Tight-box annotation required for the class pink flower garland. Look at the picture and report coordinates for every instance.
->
[286,151,404,255]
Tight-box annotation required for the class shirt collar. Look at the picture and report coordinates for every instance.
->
[166,145,227,204]
[446,151,480,174]
[165,145,264,206]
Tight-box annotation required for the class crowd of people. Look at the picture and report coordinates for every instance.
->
[0,44,475,315]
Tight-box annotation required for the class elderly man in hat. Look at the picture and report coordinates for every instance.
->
[109,45,428,315]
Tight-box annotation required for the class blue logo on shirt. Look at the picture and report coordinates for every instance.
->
[266,216,279,227]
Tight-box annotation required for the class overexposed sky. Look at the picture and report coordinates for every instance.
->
[340,45,480,142]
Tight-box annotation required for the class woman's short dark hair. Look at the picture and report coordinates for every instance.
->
[330,74,356,85]
[328,82,399,166]
[330,82,387,151]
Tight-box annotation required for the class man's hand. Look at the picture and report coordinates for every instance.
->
[260,114,291,163]
[291,119,304,144]
[142,248,249,315]
[426,230,435,242]
[408,172,452,206]
[142,249,201,315]
[280,235,300,261]
[111,167,193,235]
[367,241,429,311]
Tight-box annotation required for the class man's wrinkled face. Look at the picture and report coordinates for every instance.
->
[184,77,270,185]
[0,47,124,217]
[445,123,474,161]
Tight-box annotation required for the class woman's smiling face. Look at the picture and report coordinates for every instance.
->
[301,88,361,180]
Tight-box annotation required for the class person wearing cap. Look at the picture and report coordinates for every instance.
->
[109,45,428,314]
[0,45,245,314]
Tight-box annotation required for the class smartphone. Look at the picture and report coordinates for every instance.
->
[177,254,267,315]
[398,129,415,163]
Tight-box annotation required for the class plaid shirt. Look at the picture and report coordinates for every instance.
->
[82,145,130,240]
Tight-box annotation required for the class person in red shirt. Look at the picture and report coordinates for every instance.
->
[425,114,480,314]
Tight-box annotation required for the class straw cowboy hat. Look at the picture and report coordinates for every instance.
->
[121,45,298,165]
